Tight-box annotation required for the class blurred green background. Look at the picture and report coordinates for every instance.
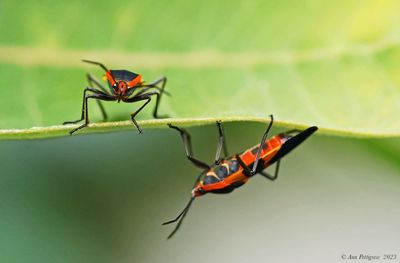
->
[1,0,400,262]
[1,125,400,263]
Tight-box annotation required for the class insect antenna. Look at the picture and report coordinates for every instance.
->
[81,59,117,85]
[162,196,195,239]
[82,59,109,71]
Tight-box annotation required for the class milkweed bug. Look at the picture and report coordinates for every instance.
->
[63,60,169,134]
[162,115,318,239]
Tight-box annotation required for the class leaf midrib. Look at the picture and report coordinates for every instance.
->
[1,117,399,140]
[0,38,399,69]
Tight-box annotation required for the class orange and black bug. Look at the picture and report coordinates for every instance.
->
[162,115,318,239]
[63,60,169,134]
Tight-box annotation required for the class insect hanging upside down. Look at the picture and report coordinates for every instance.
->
[63,60,170,134]
[162,115,318,239]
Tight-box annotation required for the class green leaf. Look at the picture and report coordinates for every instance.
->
[1,0,400,140]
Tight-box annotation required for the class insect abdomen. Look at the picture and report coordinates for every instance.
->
[239,135,285,171]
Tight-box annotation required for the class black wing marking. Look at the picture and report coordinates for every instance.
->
[269,126,318,164]
[110,70,138,81]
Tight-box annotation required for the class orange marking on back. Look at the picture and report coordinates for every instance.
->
[224,170,248,185]
[260,136,282,164]
[197,135,285,193]
[127,75,142,87]
[201,181,227,191]
[105,71,116,86]
[239,135,284,167]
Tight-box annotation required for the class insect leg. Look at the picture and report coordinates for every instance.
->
[214,121,229,164]
[134,77,170,118]
[86,73,109,93]
[235,154,253,177]
[125,91,165,133]
[168,124,210,170]
[259,159,280,181]
[129,97,151,134]
[251,115,274,175]
[63,87,109,125]
[66,93,115,134]
[151,77,168,118]
[86,73,110,121]
[137,77,169,118]
[136,77,171,96]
